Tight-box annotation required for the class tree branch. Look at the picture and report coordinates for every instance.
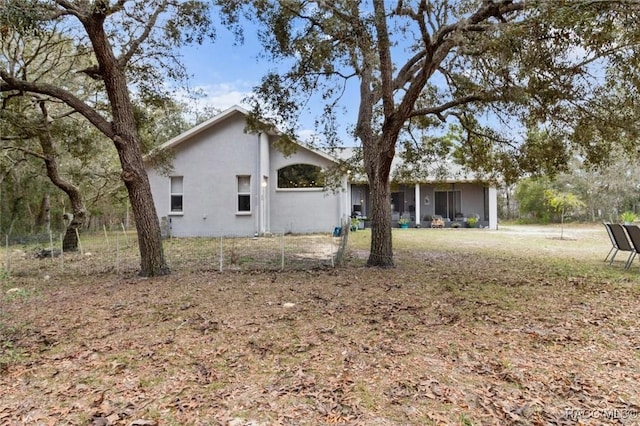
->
[1,145,46,160]
[0,72,114,140]
[373,0,395,119]
[434,1,525,48]
[409,94,499,120]
[119,0,169,69]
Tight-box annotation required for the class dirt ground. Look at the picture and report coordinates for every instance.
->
[1,226,640,425]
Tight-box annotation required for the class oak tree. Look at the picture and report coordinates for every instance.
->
[224,0,640,267]
[1,0,216,275]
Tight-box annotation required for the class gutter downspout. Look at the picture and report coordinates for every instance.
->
[255,134,261,235]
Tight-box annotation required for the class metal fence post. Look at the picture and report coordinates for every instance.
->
[121,222,130,247]
[330,232,335,268]
[280,232,285,271]
[115,232,120,274]
[60,233,64,270]
[103,224,110,250]
[4,235,9,275]
[75,228,84,255]
[49,230,54,259]
[219,235,223,272]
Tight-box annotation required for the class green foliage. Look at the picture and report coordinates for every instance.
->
[620,211,637,223]
[544,189,585,217]
[222,0,640,267]
[544,188,585,239]
[0,0,49,36]
[542,154,640,222]
[514,177,553,222]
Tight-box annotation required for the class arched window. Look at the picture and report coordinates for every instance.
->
[277,164,325,189]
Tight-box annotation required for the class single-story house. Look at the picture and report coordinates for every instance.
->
[145,105,498,237]
[145,105,348,237]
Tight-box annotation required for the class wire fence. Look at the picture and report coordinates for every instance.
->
[0,223,351,278]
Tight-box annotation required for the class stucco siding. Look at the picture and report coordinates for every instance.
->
[147,113,259,237]
[146,108,346,237]
[269,141,343,234]
[457,183,485,218]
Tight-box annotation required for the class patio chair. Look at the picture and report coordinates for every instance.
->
[603,222,618,262]
[606,223,634,266]
[623,224,640,269]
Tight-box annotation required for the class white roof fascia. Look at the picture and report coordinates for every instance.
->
[155,105,251,152]
[150,104,339,165]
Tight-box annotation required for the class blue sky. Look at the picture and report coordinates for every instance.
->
[173,14,523,148]
[179,29,262,111]
[176,23,360,145]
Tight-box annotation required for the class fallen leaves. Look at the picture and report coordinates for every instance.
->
[2,242,640,425]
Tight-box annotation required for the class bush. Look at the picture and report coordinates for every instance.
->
[621,211,637,223]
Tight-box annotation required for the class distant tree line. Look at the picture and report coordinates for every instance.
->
[500,154,640,223]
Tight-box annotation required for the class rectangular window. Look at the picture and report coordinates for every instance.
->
[237,175,251,213]
[170,176,183,213]
[434,190,461,221]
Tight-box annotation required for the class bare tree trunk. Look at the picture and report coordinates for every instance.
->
[363,134,395,268]
[37,101,86,251]
[83,13,168,276]
[368,175,393,267]
[117,139,168,276]
[35,193,50,233]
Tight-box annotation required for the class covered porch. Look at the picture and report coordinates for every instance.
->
[349,182,498,229]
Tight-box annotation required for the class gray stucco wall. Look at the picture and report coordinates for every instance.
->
[146,111,345,237]
[269,142,344,234]
[147,113,260,237]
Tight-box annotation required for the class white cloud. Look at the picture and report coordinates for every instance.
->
[193,82,253,110]
[297,129,318,144]
[172,82,254,114]
[172,82,336,145]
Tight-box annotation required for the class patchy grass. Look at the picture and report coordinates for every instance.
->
[1,224,639,425]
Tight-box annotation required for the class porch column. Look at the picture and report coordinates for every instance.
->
[342,176,350,227]
[488,186,498,230]
[414,183,421,226]
[259,132,270,235]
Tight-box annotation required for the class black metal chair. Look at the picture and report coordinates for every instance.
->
[623,224,640,269]
[605,223,634,266]
[603,222,617,262]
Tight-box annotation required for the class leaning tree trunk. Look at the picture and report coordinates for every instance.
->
[117,138,169,276]
[84,14,168,276]
[37,101,87,252]
[62,211,86,251]
[35,193,50,234]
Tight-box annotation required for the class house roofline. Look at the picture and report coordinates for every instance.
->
[146,104,340,165]
[154,105,253,152]
[349,179,495,185]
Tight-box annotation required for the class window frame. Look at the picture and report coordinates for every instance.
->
[434,190,461,221]
[169,176,184,215]
[276,164,325,191]
[237,175,252,215]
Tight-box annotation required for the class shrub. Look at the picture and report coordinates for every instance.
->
[621,211,637,223]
